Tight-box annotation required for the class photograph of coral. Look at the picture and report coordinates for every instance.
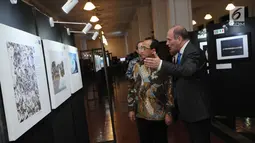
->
[69,52,78,74]
[6,42,41,123]
[50,51,67,95]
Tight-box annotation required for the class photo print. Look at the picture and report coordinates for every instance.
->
[216,34,249,60]
[69,52,78,74]
[50,51,67,94]
[6,42,41,123]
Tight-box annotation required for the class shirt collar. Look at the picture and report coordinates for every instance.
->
[179,40,190,55]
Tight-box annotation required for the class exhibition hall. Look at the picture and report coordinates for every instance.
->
[0,0,254,143]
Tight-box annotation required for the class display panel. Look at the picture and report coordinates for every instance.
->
[216,34,249,60]
[0,23,51,141]
[42,39,71,109]
[66,45,83,94]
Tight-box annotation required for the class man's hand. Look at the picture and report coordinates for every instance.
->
[128,111,136,122]
[165,114,173,125]
[144,52,161,69]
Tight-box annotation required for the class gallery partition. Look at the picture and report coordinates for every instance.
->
[191,17,255,118]
[0,1,90,143]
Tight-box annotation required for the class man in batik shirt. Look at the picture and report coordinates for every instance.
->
[127,39,175,143]
[125,41,143,80]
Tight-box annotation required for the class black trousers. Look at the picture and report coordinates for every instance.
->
[184,119,211,143]
[136,118,168,143]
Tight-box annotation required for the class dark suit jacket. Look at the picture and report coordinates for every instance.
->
[160,42,210,123]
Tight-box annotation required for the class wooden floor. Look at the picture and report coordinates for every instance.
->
[84,79,226,143]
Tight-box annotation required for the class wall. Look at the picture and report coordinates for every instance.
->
[106,36,126,58]
[86,36,127,58]
[0,1,89,143]
[86,39,101,50]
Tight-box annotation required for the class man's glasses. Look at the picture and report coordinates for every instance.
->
[138,46,150,51]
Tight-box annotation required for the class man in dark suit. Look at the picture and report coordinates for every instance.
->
[144,25,211,143]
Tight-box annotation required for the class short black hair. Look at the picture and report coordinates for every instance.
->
[149,39,159,52]
[144,37,153,40]
[136,41,143,50]
[172,25,189,40]
[135,41,143,50]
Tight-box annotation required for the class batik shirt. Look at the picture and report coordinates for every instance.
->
[127,60,174,121]
[126,57,140,80]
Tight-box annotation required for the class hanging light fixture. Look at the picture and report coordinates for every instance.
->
[84,0,96,11]
[90,16,99,22]
[192,20,197,25]
[225,3,235,11]
[204,14,212,20]
[94,24,102,30]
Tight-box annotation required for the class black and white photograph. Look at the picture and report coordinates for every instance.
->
[42,39,71,109]
[50,51,67,94]
[216,34,249,60]
[7,42,41,123]
[0,23,51,141]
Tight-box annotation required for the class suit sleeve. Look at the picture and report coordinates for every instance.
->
[161,50,200,77]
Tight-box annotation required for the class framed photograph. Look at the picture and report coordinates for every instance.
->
[0,24,51,141]
[42,39,71,109]
[216,34,249,60]
[66,45,83,94]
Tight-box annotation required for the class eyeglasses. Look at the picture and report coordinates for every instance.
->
[138,46,150,51]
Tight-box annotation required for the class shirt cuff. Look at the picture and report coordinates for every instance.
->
[157,60,163,71]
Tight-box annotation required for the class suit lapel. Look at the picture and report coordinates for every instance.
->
[180,42,191,65]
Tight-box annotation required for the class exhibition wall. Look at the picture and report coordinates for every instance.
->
[191,17,255,117]
[0,1,89,143]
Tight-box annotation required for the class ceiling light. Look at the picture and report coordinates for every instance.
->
[192,20,197,25]
[90,16,99,23]
[94,24,102,30]
[226,3,235,11]
[204,14,212,20]
[84,1,96,11]
[62,0,78,14]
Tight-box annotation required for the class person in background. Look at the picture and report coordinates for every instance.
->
[144,25,211,143]
[127,39,175,143]
[125,41,143,80]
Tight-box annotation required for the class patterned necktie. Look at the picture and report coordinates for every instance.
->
[177,53,182,65]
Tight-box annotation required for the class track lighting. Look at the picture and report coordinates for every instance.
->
[62,0,78,14]
[92,32,99,40]
[49,17,92,34]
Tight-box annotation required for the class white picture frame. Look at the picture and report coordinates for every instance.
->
[42,39,71,109]
[199,41,207,50]
[0,24,51,141]
[66,45,83,94]
[216,35,249,60]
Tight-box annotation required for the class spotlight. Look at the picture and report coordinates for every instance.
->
[62,0,79,14]
[10,0,17,4]
[92,32,99,40]
[82,23,92,34]
[67,28,71,35]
